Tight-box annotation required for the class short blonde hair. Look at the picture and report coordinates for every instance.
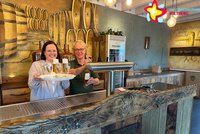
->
[73,40,87,49]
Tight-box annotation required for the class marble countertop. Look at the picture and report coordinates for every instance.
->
[0,83,197,133]
[127,70,185,79]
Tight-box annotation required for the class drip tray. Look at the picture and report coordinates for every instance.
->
[0,90,106,125]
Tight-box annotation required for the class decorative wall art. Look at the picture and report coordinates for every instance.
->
[169,21,200,71]
[0,0,99,83]
[170,47,200,56]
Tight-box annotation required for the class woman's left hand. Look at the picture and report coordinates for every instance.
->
[68,69,76,75]
[87,77,97,85]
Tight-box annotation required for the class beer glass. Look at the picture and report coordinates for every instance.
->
[63,63,70,73]
[84,73,90,86]
[53,59,59,73]
[56,63,63,73]
[62,58,70,73]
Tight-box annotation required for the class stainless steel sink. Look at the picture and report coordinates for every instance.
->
[134,72,153,76]
[141,72,153,76]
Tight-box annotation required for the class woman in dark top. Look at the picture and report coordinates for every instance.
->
[69,40,99,94]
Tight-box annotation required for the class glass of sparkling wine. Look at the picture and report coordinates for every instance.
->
[44,63,52,74]
[84,73,90,86]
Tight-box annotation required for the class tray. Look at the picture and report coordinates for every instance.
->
[40,73,75,81]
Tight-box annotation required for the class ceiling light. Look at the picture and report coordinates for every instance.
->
[167,16,176,27]
[173,14,178,18]
[126,0,132,6]
[162,0,168,20]
[173,12,179,18]
[162,12,168,20]
[103,0,117,7]
[173,0,179,18]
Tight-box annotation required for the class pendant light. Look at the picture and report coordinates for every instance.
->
[103,0,117,7]
[126,0,132,6]
[162,0,168,20]
[166,0,177,27]
[173,0,179,18]
[167,15,176,27]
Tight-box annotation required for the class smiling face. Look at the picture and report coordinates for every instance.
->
[73,42,86,60]
[44,44,58,62]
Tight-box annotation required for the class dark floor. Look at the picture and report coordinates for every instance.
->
[190,98,200,134]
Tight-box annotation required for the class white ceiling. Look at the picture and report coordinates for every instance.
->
[86,0,200,23]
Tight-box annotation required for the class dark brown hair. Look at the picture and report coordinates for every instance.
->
[40,40,62,62]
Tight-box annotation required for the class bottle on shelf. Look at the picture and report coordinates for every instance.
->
[62,44,74,61]
[32,40,45,61]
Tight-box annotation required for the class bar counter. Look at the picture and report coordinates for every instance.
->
[126,70,185,87]
[0,82,197,134]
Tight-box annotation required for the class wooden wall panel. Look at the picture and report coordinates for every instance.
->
[0,0,72,13]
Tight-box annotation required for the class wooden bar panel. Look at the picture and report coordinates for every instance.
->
[142,105,167,134]
[186,72,200,97]
[176,97,193,134]
[2,87,30,105]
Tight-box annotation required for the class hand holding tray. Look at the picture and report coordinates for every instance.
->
[39,73,75,81]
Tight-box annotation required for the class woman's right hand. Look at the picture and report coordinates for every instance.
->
[84,56,92,65]
[33,74,42,81]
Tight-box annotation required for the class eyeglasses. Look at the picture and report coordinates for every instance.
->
[73,48,85,52]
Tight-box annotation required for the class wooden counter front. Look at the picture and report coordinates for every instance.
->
[0,82,30,105]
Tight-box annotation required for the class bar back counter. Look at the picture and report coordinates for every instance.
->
[0,82,197,134]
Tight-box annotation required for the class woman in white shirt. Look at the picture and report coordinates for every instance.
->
[28,40,70,101]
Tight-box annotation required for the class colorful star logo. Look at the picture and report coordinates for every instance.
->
[144,0,167,22]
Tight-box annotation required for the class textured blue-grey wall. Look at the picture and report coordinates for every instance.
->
[98,6,170,69]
